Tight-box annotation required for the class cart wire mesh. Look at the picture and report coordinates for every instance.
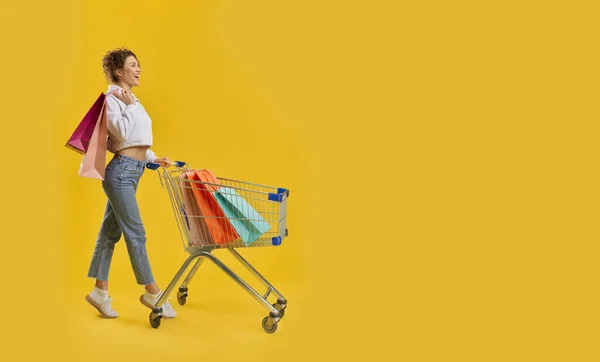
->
[156,163,289,253]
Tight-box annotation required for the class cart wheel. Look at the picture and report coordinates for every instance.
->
[177,291,187,306]
[272,303,286,319]
[149,313,162,328]
[262,316,278,334]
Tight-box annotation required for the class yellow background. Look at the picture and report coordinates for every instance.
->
[0,0,598,361]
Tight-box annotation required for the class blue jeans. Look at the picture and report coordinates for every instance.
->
[87,155,155,285]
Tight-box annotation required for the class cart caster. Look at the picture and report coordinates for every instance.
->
[262,316,278,334]
[272,302,286,319]
[177,288,188,306]
[149,312,162,328]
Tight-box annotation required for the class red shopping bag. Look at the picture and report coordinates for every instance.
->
[78,103,108,180]
[65,93,105,154]
[186,170,239,245]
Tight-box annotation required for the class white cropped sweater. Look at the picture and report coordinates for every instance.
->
[105,84,157,163]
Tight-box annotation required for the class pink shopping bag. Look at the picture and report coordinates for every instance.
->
[78,102,108,180]
[65,93,105,154]
[179,172,215,246]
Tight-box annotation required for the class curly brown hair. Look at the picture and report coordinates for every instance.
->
[102,48,139,83]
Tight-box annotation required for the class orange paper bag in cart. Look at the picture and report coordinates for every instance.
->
[178,172,215,246]
[194,168,219,191]
[186,170,240,245]
[78,102,108,180]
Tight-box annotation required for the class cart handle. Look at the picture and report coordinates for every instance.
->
[146,160,187,170]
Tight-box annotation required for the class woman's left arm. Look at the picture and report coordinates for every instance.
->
[145,149,157,164]
[146,149,171,166]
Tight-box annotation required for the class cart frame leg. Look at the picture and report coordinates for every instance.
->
[228,249,287,307]
[155,251,280,318]
[180,257,205,288]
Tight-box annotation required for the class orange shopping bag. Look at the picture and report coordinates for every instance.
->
[186,170,239,245]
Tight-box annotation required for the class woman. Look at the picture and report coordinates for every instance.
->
[85,48,176,319]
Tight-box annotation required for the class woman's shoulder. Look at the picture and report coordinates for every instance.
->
[106,85,141,102]
[105,92,125,109]
[106,84,121,95]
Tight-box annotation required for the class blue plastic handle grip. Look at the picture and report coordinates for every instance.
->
[146,160,186,170]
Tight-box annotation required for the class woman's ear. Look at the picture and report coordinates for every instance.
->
[116,68,124,78]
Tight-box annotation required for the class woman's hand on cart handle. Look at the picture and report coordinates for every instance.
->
[146,158,187,170]
[153,156,171,167]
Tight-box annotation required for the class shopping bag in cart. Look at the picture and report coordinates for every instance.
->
[178,173,214,246]
[65,93,106,154]
[78,103,108,180]
[187,170,240,245]
[214,187,272,245]
[195,170,271,245]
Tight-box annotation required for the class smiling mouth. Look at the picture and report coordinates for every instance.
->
[134,75,140,79]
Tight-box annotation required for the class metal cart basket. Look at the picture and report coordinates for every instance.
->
[146,161,290,333]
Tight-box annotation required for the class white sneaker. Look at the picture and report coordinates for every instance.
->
[85,293,119,318]
[140,292,177,318]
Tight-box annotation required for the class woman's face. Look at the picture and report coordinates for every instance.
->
[117,56,141,87]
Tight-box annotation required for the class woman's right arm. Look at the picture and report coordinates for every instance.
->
[106,95,137,141]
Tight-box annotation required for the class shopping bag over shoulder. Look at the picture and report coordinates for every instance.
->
[178,172,215,246]
[77,102,108,180]
[65,93,105,154]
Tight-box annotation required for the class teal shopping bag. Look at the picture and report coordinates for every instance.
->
[214,186,271,245]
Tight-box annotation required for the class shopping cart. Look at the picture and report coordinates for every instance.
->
[145,160,289,333]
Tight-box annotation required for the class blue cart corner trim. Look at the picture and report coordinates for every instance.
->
[268,193,283,202]
[272,236,282,246]
[268,188,289,203]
